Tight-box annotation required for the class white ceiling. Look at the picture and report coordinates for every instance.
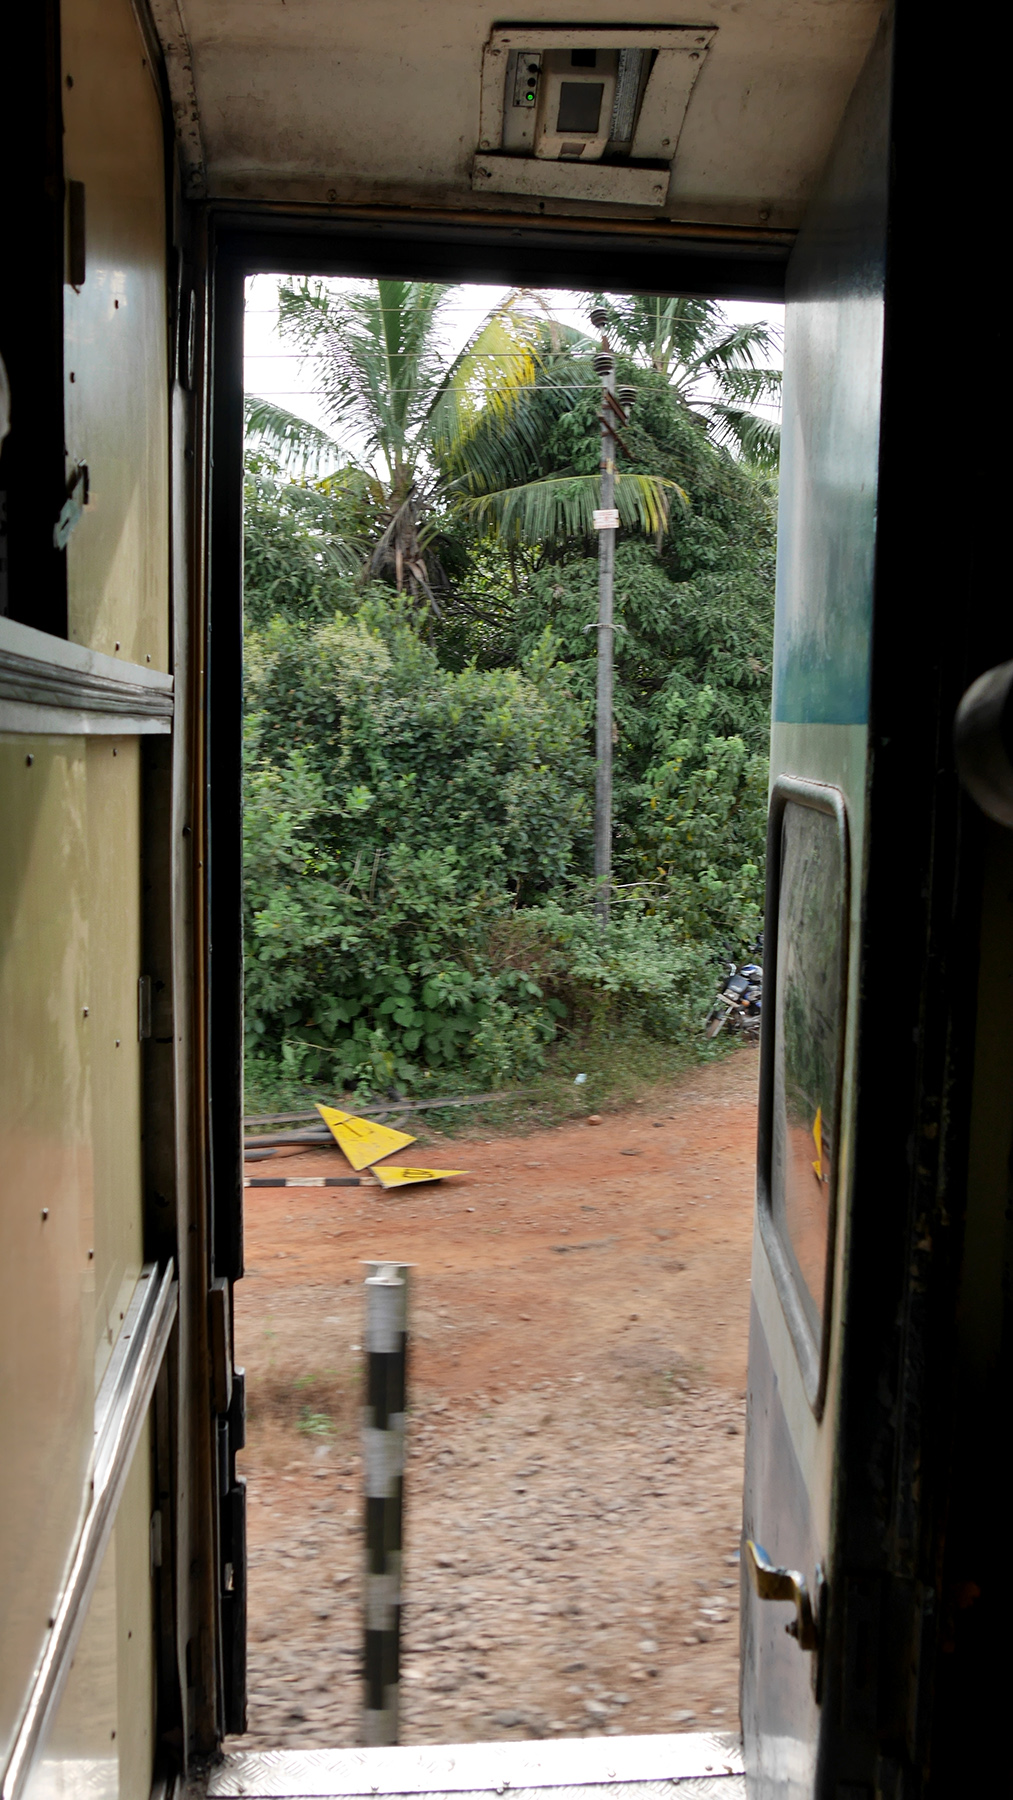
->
[153,0,884,231]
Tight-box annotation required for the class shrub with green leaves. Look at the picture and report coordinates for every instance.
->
[242,285,777,1101]
[244,602,590,1091]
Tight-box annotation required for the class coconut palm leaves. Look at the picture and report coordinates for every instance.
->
[440,327,680,548]
[274,279,543,485]
[249,279,556,602]
[245,281,678,604]
[586,294,782,470]
[243,396,347,480]
[462,471,674,545]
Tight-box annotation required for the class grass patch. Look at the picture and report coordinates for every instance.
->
[244,1015,736,1141]
[246,1366,358,1436]
[297,1407,337,1438]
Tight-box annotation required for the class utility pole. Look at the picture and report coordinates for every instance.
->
[589,307,635,927]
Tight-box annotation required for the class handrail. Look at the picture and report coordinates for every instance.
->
[1,1263,178,1800]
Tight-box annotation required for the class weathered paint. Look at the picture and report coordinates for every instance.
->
[0,738,94,1774]
[62,0,169,670]
[1,0,171,1788]
[20,1421,156,1800]
[151,0,882,228]
[742,14,890,1795]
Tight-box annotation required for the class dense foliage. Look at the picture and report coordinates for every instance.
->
[243,284,776,1098]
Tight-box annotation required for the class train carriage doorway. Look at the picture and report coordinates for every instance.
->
[208,9,1006,1797]
[4,3,1008,1797]
[209,18,849,1795]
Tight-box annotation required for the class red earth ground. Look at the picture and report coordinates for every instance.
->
[228,1044,758,1751]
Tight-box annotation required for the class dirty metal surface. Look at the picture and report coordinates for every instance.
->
[208,1733,744,1797]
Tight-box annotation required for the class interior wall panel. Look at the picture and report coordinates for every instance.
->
[86,737,145,1387]
[20,1420,157,1800]
[0,737,94,1772]
[61,0,169,670]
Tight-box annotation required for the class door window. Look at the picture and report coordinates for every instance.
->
[758,779,849,1411]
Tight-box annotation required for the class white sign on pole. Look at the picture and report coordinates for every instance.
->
[592,508,620,530]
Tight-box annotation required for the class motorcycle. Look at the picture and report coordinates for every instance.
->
[705,945,763,1040]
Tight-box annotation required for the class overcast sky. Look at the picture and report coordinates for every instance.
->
[244,274,783,453]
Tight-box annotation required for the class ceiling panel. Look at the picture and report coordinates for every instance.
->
[152,0,884,231]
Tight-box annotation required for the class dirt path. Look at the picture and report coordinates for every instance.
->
[230,1045,758,1750]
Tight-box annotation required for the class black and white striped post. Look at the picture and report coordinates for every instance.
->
[362,1260,409,1745]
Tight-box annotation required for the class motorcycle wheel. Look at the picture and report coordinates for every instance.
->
[705,1011,727,1039]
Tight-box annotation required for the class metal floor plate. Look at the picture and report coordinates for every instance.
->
[209,1733,744,1799]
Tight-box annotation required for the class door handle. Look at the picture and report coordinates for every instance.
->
[743,1538,820,1651]
[955,659,1013,827]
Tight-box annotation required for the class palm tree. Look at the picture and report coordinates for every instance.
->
[586,294,782,470]
[244,279,676,605]
[438,322,680,546]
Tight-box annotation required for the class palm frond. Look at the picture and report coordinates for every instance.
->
[704,404,781,471]
[440,356,587,495]
[702,365,782,405]
[276,277,456,480]
[426,302,541,458]
[682,319,783,383]
[426,294,592,464]
[244,396,347,478]
[375,278,454,444]
[585,293,783,468]
[460,471,683,546]
[585,293,727,376]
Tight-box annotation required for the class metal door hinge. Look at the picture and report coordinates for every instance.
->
[208,1277,233,1414]
[149,1507,163,1572]
[219,1369,247,1735]
[137,975,152,1041]
[66,180,86,289]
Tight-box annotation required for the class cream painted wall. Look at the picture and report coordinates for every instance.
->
[62,0,169,670]
[0,0,171,1785]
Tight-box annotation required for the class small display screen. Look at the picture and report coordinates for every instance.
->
[556,81,604,136]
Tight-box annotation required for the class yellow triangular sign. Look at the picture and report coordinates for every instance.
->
[372,1164,467,1190]
[316,1104,417,1171]
[811,1106,823,1183]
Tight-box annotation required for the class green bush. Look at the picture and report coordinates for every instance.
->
[242,323,775,1102]
[244,603,589,1090]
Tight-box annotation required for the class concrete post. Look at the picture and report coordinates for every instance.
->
[362,1261,409,1745]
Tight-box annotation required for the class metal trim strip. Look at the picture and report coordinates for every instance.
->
[0,615,174,689]
[0,699,172,734]
[0,616,174,739]
[0,650,173,714]
[0,1263,178,1800]
[209,1733,744,1797]
[210,1782,742,1800]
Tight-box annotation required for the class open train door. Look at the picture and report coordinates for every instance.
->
[738,14,894,1792]
[740,6,1006,1797]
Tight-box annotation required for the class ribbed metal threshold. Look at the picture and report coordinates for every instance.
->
[208,1732,744,1799]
